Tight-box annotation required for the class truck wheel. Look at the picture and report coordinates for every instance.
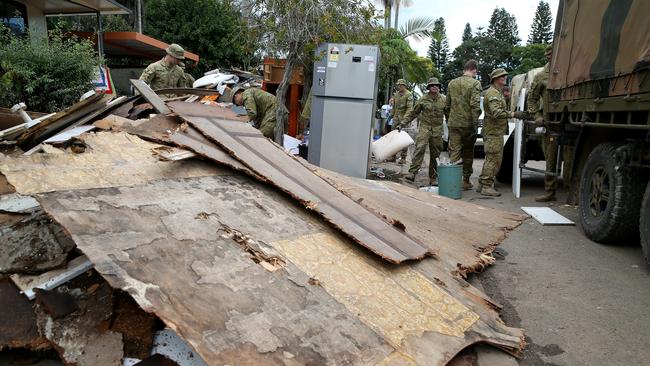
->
[641,183,650,268]
[579,143,645,243]
[497,137,514,184]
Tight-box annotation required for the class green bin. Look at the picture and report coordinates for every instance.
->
[437,165,462,199]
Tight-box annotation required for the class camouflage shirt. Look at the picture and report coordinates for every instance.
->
[527,62,550,119]
[483,86,510,136]
[400,93,447,136]
[242,88,277,124]
[139,58,185,90]
[444,75,482,128]
[390,90,414,124]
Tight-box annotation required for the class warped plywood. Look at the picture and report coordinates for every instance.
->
[169,101,431,264]
[0,132,222,194]
[305,166,526,276]
[38,175,524,365]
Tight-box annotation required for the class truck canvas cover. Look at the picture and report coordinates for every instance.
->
[549,0,650,95]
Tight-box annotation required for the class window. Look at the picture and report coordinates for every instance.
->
[0,0,27,36]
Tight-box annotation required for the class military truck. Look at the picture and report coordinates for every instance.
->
[508,0,650,266]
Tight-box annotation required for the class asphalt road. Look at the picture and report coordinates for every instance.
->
[375,155,650,366]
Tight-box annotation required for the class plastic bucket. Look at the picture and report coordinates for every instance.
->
[437,165,462,199]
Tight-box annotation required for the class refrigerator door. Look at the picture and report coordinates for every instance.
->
[312,43,380,100]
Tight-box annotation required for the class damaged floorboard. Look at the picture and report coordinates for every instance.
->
[37,174,524,365]
[169,101,432,264]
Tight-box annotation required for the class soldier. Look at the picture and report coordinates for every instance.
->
[528,45,557,202]
[139,44,186,90]
[445,60,482,190]
[477,68,522,196]
[399,77,446,186]
[390,79,414,164]
[232,87,278,139]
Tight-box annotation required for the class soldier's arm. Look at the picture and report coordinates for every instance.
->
[487,94,510,119]
[444,87,451,121]
[527,79,543,119]
[399,99,422,129]
[243,95,258,122]
[404,93,414,117]
[470,81,482,122]
[139,64,155,84]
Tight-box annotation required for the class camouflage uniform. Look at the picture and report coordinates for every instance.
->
[445,75,482,179]
[528,62,558,195]
[479,85,510,188]
[391,86,414,160]
[401,92,446,179]
[299,89,313,134]
[139,58,185,91]
[242,88,278,139]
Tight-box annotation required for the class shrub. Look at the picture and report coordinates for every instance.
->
[0,25,100,113]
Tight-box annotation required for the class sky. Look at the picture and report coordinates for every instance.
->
[381,0,560,57]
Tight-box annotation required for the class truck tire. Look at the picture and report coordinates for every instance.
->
[641,183,650,268]
[579,142,645,243]
[497,137,514,184]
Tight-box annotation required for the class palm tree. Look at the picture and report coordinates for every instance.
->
[377,0,393,29]
[393,0,414,29]
[398,16,435,40]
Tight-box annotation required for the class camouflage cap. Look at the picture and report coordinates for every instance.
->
[426,77,441,87]
[396,79,407,86]
[166,43,185,60]
[489,68,508,81]
[545,44,553,56]
[231,86,245,103]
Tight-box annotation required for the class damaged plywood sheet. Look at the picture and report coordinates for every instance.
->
[0,132,223,194]
[37,175,524,365]
[306,166,526,276]
[169,102,431,264]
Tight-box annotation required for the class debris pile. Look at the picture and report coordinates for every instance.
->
[0,82,526,365]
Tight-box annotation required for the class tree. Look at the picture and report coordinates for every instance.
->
[427,18,449,84]
[462,23,473,42]
[511,44,547,75]
[393,0,414,29]
[145,0,251,75]
[247,0,380,142]
[528,1,553,45]
[487,7,520,46]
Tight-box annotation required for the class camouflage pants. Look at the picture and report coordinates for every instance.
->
[448,127,476,179]
[258,113,277,139]
[479,135,504,187]
[409,127,442,178]
[542,133,559,193]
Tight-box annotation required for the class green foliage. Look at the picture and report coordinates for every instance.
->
[528,1,553,45]
[144,0,252,74]
[487,7,520,46]
[462,23,473,42]
[46,14,133,33]
[0,25,99,113]
[511,44,547,76]
[398,16,434,41]
[427,18,450,86]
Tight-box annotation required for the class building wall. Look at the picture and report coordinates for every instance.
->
[16,0,48,38]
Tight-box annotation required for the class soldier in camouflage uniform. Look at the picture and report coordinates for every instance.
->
[528,45,558,202]
[445,60,482,190]
[179,62,196,89]
[390,79,414,164]
[232,87,278,139]
[139,44,186,91]
[399,78,446,186]
[477,68,522,196]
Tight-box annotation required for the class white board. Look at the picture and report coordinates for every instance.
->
[521,206,575,226]
[512,88,526,198]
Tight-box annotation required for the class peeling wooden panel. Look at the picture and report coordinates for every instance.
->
[38,175,524,365]
[0,132,223,195]
[37,176,396,365]
[169,103,432,264]
[304,166,525,275]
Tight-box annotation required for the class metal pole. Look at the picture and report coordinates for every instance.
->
[96,11,104,56]
[136,0,143,33]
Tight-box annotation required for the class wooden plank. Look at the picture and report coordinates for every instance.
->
[130,79,171,114]
[37,178,396,365]
[169,102,432,264]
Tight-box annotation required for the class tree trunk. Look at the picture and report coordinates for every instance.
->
[275,55,297,144]
[384,1,392,29]
[394,0,400,29]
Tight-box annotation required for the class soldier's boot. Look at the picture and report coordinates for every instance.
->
[475,183,483,193]
[397,157,407,165]
[429,177,438,186]
[535,191,556,202]
[479,186,501,197]
[404,173,416,182]
[463,177,473,191]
